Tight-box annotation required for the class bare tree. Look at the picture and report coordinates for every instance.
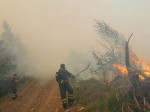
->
[92,20,126,81]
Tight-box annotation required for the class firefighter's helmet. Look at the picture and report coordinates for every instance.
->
[60,64,65,69]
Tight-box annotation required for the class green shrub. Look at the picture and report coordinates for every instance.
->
[74,78,125,112]
[107,93,120,112]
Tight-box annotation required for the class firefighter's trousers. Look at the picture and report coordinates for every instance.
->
[12,87,17,100]
[59,82,74,108]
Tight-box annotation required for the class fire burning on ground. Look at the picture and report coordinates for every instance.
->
[113,56,150,80]
[112,33,150,111]
[113,62,128,75]
[139,75,145,80]
[142,65,150,77]
[132,56,150,78]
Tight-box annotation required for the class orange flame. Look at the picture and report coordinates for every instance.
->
[135,56,150,77]
[114,56,150,80]
[144,72,150,77]
[113,62,128,75]
[130,56,150,78]
[113,62,146,80]
[142,65,150,77]
[139,75,145,80]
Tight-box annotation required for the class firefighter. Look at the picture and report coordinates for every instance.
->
[56,64,75,110]
[12,74,21,100]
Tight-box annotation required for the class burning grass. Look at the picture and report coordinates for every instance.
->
[113,63,128,75]
[112,54,150,111]
[113,57,150,81]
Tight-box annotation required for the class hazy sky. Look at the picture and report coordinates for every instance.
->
[0,0,150,75]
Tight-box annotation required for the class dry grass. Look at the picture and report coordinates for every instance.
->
[74,78,121,112]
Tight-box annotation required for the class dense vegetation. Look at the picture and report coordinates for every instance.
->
[0,21,31,96]
[74,78,121,112]
[71,20,150,112]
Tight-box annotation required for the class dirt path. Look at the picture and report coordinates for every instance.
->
[0,78,63,112]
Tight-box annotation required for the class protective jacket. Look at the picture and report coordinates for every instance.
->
[56,69,72,85]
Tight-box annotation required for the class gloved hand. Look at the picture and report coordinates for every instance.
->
[60,80,68,84]
[61,80,64,84]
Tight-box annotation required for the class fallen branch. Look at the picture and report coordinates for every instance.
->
[121,104,124,112]
[133,90,141,110]
[128,105,134,112]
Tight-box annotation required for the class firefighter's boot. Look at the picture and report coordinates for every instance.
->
[68,94,74,107]
[62,99,67,109]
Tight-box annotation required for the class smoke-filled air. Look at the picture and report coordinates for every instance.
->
[0,0,150,112]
